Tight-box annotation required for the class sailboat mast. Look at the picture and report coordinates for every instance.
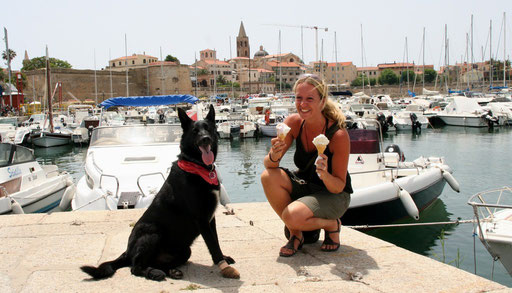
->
[503,12,506,87]
[124,34,129,96]
[422,27,425,90]
[279,30,282,94]
[4,28,12,107]
[360,24,365,91]
[46,46,54,133]
[94,49,98,104]
[490,20,493,88]
[334,31,339,91]
[109,48,113,98]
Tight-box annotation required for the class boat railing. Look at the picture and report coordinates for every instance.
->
[350,165,421,179]
[468,186,512,220]
[99,174,120,198]
[467,186,512,255]
[137,172,166,197]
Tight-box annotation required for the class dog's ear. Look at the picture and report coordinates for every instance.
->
[177,107,192,130]
[205,104,215,123]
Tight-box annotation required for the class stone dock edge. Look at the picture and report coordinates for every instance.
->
[0,202,509,293]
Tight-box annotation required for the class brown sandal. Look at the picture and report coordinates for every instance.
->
[279,235,304,257]
[321,219,341,252]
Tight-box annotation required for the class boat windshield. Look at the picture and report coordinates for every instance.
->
[90,125,182,147]
[348,129,381,154]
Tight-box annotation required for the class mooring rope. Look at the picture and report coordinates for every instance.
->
[346,219,476,229]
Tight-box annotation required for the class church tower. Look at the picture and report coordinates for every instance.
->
[236,21,250,58]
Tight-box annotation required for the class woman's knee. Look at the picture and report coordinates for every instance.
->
[282,204,311,230]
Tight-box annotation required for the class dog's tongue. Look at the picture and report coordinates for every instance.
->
[199,145,214,166]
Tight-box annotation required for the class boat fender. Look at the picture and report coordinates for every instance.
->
[59,184,76,211]
[10,197,24,214]
[219,183,231,206]
[441,170,460,193]
[396,185,419,220]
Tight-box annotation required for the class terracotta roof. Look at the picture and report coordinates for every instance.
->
[110,54,158,62]
[267,61,301,68]
[327,62,353,67]
[257,68,274,73]
[377,62,415,69]
[204,60,230,65]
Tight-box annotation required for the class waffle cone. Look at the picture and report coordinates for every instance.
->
[316,144,326,155]
[278,133,287,141]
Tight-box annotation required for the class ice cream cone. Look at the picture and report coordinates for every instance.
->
[316,144,326,155]
[276,123,291,141]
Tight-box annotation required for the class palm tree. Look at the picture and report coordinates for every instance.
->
[2,49,16,62]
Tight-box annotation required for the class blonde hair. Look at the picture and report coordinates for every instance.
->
[293,74,346,129]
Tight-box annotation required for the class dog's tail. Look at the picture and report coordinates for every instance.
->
[80,252,130,280]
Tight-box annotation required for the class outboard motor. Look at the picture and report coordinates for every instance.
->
[384,144,405,162]
[386,115,394,128]
[376,113,389,134]
[159,113,165,124]
[410,113,421,134]
[482,110,499,131]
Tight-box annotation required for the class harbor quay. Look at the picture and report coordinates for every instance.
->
[0,202,508,293]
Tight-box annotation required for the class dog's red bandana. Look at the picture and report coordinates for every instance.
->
[177,160,219,186]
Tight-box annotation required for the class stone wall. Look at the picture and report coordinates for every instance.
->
[23,65,193,105]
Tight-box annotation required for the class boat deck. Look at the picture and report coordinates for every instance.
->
[0,202,507,292]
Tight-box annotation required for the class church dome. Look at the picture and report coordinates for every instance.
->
[254,45,268,58]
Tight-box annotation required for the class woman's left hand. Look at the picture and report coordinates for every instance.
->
[315,153,328,179]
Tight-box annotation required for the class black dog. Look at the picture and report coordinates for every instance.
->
[81,104,239,281]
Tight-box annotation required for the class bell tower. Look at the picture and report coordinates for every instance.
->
[236,21,250,58]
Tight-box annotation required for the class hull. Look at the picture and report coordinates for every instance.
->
[259,124,276,137]
[437,115,486,127]
[32,132,72,147]
[342,175,447,226]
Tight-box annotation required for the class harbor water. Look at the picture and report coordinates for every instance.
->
[34,126,512,287]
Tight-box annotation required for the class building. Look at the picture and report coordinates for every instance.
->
[262,61,304,88]
[357,66,380,80]
[307,61,357,86]
[108,54,160,71]
[237,21,250,58]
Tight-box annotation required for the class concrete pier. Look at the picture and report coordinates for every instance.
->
[0,202,509,292]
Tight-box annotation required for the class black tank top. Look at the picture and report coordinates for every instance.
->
[293,118,353,194]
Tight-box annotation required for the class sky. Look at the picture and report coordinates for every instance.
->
[3,0,511,72]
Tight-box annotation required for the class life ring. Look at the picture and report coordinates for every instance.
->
[432,106,441,111]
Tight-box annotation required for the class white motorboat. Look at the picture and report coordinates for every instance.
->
[341,120,460,226]
[30,128,73,148]
[437,96,503,127]
[468,187,512,276]
[71,94,230,211]
[391,105,430,132]
[217,121,240,139]
[0,143,75,214]
[71,124,183,211]
[239,121,257,138]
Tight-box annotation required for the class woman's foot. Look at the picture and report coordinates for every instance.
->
[279,234,304,257]
[321,219,341,252]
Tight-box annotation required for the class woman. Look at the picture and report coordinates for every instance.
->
[261,74,352,257]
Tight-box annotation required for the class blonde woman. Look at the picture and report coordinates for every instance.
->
[261,74,352,257]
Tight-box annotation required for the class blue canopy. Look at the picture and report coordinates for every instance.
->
[99,95,199,109]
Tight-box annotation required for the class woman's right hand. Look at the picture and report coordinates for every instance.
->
[270,137,286,160]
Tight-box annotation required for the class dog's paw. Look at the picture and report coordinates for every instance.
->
[221,266,240,279]
[169,269,183,280]
[223,255,235,264]
[147,268,166,281]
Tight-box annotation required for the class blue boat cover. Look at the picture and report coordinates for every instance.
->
[99,95,199,109]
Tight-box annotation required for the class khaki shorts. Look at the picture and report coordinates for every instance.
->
[281,168,351,220]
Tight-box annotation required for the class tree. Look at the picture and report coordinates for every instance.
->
[197,68,209,75]
[216,75,227,85]
[2,49,16,63]
[400,70,416,83]
[378,69,399,85]
[423,68,437,83]
[165,54,179,63]
[351,74,375,87]
[21,57,72,71]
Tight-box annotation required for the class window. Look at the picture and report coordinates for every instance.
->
[143,59,146,64]
[132,61,135,65]
[119,61,122,65]
[113,63,115,67]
